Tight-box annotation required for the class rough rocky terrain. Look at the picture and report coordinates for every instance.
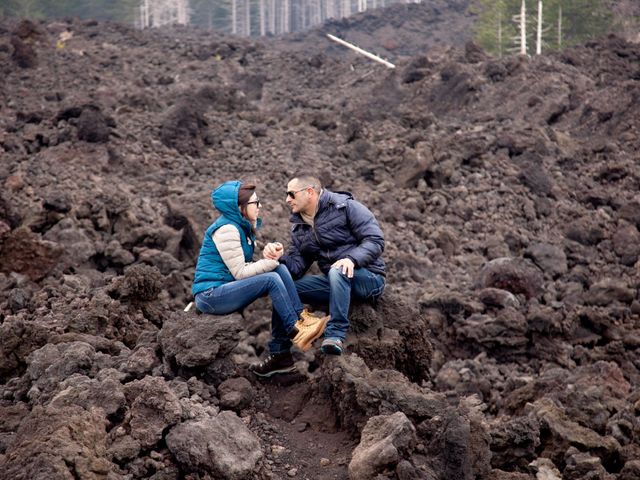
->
[0,3,639,480]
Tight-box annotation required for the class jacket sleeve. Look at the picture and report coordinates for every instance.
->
[279,233,313,280]
[344,200,385,268]
[213,225,279,280]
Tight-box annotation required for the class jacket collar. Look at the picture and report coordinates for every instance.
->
[288,189,353,224]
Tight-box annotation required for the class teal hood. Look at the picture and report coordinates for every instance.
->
[211,180,256,234]
[192,180,261,296]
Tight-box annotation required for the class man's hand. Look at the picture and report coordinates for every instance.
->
[332,258,355,278]
[263,242,284,260]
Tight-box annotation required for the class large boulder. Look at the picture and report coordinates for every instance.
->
[348,293,433,383]
[48,372,126,418]
[0,405,115,480]
[415,396,492,480]
[0,316,50,381]
[525,243,568,279]
[166,411,263,479]
[26,342,98,404]
[476,257,544,299]
[349,412,417,480]
[122,376,182,449]
[0,227,63,281]
[159,311,243,385]
[318,355,448,436]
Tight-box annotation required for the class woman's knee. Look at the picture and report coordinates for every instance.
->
[274,263,289,276]
[264,272,285,289]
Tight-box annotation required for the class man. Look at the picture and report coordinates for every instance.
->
[264,174,385,355]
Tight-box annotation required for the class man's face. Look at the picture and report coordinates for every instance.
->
[286,179,311,214]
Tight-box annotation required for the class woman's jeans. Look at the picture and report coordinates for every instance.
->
[295,267,385,341]
[194,264,303,354]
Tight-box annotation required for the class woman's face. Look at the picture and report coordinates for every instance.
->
[243,192,261,223]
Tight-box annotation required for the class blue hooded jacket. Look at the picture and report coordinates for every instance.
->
[192,181,258,295]
[280,190,385,279]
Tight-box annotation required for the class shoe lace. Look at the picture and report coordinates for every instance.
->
[296,314,329,330]
[257,354,276,368]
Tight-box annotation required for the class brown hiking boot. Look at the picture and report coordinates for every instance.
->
[292,312,330,352]
[299,308,317,324]
[249,352,296,377]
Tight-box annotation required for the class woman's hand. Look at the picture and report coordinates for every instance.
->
[263,242,284,260]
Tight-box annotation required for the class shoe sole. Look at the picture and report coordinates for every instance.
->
[294,316,329,352]
[251,365,297,378]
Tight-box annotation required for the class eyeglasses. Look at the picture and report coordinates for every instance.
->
[286,187,309,199]
[246,200,261,208]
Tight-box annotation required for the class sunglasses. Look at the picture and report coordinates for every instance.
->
[246,200,261,208]
[286,187,309,199]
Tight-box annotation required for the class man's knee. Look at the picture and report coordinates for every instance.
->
[327,267,349,284]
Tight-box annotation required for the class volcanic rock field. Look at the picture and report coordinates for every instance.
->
[1,2,639,479]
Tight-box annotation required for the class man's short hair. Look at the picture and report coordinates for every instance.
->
[290,173,321,193]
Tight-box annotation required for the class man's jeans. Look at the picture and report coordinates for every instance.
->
[194,264,303,354]
[295,267,385,341]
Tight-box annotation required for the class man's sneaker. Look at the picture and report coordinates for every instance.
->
[292,314,330,352]
[320,337,344,355]
[249,352,296,377]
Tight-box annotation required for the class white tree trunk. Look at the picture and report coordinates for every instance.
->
[269,0,276,33]
[245,0,251,35]
[498,10,502,57]
[176,0,188,25]
[301,0,306,28]
[260,0,265,35]
[141,0,193,28]
[327,34,396,68]
[536,0,542,55]
[558,5,562,48]
[520,0,527,55]
[232,0,237,34]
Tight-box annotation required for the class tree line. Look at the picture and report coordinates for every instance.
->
[1,0,619,51]
[470,0,614,56]
[0,0,141,23]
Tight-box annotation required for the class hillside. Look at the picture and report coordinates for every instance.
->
[1,6,639,480]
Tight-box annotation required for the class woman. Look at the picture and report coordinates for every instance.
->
[192,180,327,377]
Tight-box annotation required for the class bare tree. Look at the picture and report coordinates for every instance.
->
[557,4,562,48]
[232,0,237,33]
[139,0,189,28]
[245,0,251,36]
[536,0,542,55]
[512,0,527,55]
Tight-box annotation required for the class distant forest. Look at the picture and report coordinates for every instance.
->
[471,0,618,56]
[1,0,637,52]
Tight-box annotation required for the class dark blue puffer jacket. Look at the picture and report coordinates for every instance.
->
[280,190,385,279]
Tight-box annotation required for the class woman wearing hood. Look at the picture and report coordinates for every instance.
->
[192,180,327,377]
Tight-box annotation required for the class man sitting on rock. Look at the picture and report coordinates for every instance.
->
[264,174,386,355]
